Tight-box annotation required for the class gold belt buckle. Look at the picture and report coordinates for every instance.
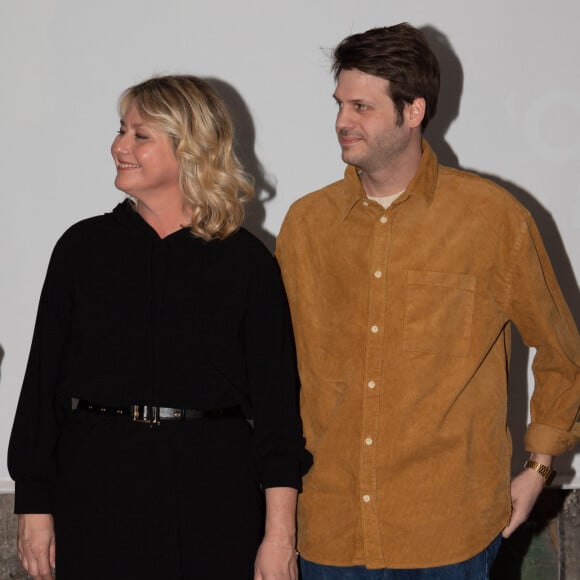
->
[132,404,160,426]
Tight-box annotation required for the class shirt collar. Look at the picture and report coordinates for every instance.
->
[340,139,439,220]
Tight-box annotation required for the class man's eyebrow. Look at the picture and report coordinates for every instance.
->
[333,94,369,104]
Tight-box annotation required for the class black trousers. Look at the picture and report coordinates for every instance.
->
[54,410,264,579]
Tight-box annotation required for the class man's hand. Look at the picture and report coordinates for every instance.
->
[17,513,55,579]
[502,453,552,538]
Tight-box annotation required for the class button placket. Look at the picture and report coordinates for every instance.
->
[359,209,391,560]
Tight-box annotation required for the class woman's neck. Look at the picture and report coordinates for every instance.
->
[134,198,191,239]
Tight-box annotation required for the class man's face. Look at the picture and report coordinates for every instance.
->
[334,69,412,173]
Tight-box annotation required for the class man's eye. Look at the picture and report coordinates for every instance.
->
[356,103,367,111]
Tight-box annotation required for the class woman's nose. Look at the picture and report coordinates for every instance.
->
[112,133,129,154]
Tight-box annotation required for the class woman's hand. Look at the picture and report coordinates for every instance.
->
[254,539,298,580]
[254,486,299,579]
[17,513,55,579]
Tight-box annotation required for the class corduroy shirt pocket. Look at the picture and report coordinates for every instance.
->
[403,269,476,356]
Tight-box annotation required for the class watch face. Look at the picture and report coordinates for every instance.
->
[524,460,556,486]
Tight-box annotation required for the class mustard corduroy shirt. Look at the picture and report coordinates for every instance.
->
[276,141,580,569]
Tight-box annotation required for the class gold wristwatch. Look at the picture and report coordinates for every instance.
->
[524,460,556,486]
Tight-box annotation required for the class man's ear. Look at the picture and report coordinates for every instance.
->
[406,97,426,129]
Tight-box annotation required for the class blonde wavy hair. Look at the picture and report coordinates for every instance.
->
[119,75,254,240]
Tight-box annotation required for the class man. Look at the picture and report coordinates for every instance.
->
[276,23,580,578]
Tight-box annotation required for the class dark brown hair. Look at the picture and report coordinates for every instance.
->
[332,23,440,130]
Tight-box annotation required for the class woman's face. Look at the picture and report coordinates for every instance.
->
[111,101,181,203]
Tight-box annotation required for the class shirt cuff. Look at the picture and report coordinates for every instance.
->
[260,450,314,492]
[524,422,579,455]
[14,480,54,514]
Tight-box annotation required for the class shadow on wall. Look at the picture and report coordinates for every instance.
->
[421,24,579,577]
[0,344,4,381]
[206,78,278,254]
[421,25,463,169]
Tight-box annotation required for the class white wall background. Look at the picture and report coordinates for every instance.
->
[1,0,579,490]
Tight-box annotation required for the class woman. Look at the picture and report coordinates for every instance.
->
[8,75,311,580]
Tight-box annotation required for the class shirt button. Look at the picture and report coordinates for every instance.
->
[363,495,371,503]
[371,325,379,333]
[365,437,373,446]
[374,270,382,278]
[380,216,388,223]
[367,380,376,389]
[363,201,369,207]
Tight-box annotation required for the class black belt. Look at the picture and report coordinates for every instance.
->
[77,399,243,426]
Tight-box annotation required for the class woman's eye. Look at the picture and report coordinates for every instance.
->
[135,133,148,140]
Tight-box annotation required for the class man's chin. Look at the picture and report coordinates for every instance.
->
[341,152,359,166]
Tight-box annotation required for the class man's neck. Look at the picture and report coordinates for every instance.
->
[359,141,423,198]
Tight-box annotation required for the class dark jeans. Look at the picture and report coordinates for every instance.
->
[300,535,502,580]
